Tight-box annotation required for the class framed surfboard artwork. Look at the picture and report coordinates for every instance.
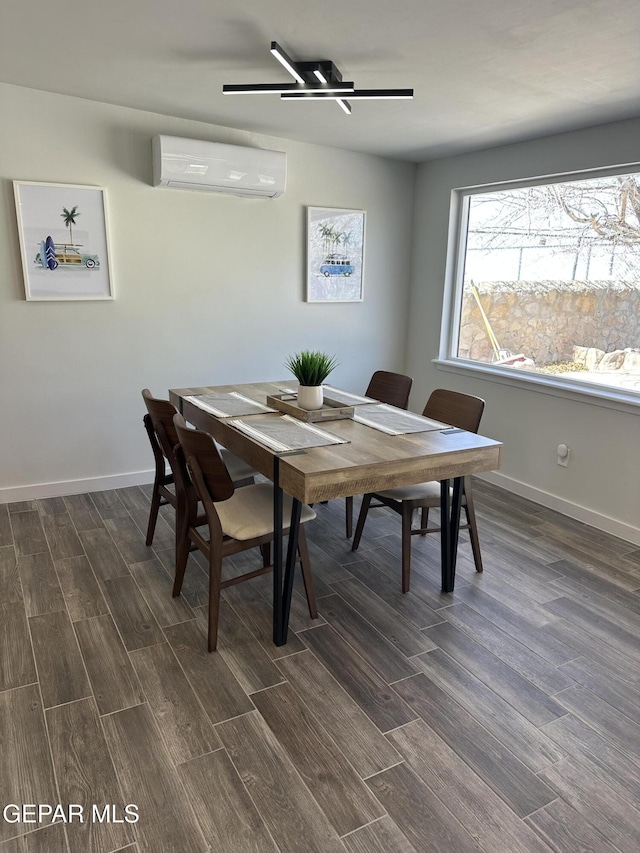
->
[13,181,114,301]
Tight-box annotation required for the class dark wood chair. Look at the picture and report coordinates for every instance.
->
[365,370,413,409]
[351,388,485,591]
[173,413,318,651]
[344,370,413,537]
[142,389,255,548]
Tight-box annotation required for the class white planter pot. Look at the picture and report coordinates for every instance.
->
[297,384,323,410]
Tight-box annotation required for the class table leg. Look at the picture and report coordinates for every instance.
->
[278,498,302,646]
[272,455,303,646]
[273,456,283,645]
[440,479,451,591]
[440,477,464,593]
[448,476,464,590]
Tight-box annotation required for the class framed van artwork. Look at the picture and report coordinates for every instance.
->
[306,207,365,302]
[13,181,114,301]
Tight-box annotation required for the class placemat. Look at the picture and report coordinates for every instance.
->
[228,414,349,452]
[184,392,277,418]
[277,385,376,406]
[354,404,449,435]
[322,385,378,406]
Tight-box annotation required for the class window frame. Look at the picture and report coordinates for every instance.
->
[438,161,640,414]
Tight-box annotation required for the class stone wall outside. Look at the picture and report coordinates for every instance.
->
[459,281,640,365]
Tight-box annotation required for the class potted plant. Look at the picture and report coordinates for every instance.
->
[285,350,338,410]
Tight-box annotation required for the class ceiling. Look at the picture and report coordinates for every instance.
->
[2,0,640,161]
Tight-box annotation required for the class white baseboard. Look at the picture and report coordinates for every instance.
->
[0,470,155,504]
[481,471,640,548]
[4,467,639,550]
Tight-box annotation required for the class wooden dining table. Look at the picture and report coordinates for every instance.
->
[169,380,502,645]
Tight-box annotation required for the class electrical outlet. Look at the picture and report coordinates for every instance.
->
[557,444,570,467]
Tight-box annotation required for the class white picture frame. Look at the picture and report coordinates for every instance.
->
[13,181,114,301]
[306,206,365,302]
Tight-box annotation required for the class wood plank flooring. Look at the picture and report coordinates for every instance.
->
[2,479,640,851]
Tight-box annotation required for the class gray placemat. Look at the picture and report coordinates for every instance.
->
[354,404,448,435]
[322,385,378,406]
[229,414,349,451]
[184,392,277,418]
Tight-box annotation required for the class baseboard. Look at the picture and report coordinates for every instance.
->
[480,471,640,548]
[0,470,155,504]
[4,467,640,550]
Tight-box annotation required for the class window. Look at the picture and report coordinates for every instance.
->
[443,166,640,402]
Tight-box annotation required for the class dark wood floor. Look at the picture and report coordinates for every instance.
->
[2,479,640,852]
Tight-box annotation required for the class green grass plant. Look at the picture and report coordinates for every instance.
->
[285,350,338,386]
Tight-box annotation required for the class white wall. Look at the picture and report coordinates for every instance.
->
[0,83,416,500]
[407,117,640,544]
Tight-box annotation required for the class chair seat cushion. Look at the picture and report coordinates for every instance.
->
[377,480,442,502]
[215,483,316,541]
[221,449,257,483]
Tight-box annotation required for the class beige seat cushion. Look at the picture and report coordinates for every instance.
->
[215,482,316,541]
[220,448,256,483]
[377,480,442,502]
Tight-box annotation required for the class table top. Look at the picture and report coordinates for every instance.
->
[169,381,503,504]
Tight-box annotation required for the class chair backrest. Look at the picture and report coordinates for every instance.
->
[365,370,413,409]
[173,413,235,503]
[423,389,485,434]
[142,388,180,456]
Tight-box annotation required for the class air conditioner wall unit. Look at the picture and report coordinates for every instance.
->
[151,135,287,198]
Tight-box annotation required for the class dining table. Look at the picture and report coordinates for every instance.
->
[169,380,502,645]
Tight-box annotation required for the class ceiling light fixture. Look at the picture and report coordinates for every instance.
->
[222,41,414,114]
[269,42,306,85]
[281,89,414,101]
[311,64,352,112]
[223,82,355,95]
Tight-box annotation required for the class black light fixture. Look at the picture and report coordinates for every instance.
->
[222,41,414,114]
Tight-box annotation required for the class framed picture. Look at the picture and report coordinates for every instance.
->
[306,206,365,302]
[13,181,114,301]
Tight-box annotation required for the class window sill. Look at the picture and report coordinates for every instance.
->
[434,358,640,415]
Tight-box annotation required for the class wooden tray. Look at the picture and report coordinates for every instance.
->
[266,393,354,422]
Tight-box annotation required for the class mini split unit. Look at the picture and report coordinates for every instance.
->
[152,135,287,198]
